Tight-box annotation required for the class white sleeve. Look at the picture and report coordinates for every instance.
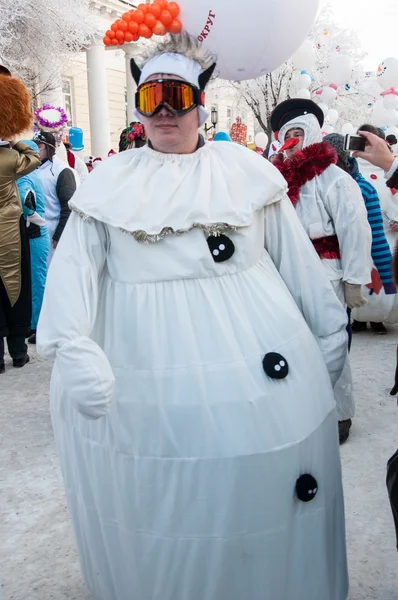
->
[76,156,89,183]
[325,173,372,284]
[37,212,114,419]
[264,195,348,386]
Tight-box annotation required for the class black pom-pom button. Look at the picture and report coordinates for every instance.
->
[207,234,235,263]
[262,352,289,379]
[296,474,318,502]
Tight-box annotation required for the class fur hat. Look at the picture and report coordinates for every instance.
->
[0,74,33,139]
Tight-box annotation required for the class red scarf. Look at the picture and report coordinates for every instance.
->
[67,149,76,170]
[275,142,337,205]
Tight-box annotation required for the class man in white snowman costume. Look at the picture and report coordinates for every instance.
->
[38,34,350,600]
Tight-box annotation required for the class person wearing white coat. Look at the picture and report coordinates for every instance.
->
[271,99,373,443]
[38,35,350,600]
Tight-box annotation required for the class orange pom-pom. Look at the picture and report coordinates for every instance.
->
[0,75,33,139]
[167,2,180,18]
[159,9,172,25]
[148,3,161,17]
[128,20,139,33]
[139,23,153,38]
[144,13,157,28]
[168,17,182,34]
[103,36,112,46]
[153,20,167,35]
[131,9,145,23]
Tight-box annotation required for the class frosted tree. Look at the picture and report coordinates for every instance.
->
[233,2,380,139]
[0,0,95,103]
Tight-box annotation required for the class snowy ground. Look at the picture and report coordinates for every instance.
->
[1,327,398,600]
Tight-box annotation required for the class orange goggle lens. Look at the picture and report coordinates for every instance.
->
[136,80,203,116]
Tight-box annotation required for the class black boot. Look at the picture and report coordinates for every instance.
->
[0,361,4,374]
[28,333,36,344]
[352,320,367,333]
[370,322,387,335]
[339,419,352,444]
[13,354,30,368]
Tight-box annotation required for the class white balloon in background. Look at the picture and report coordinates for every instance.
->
[322,123,334,135]
[383,94,398,110]
[377,57,398,90]
[291,39,315,71]
[321,86,337,106]
[341,122,356,136]
[328,55,353,86]
[384,109,398,127]
[317,102,329,116]
[297,73,312,90]
[327,108,339,125]
[254,131,269,148]
[179,0,320,80]
[295,88,311,99]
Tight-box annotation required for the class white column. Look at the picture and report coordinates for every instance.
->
[124,47,138,125]
[86,40,111,158]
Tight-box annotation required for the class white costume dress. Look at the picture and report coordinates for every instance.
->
[353,159,398,324]
[38,142,349,600]
[278,115,372,421]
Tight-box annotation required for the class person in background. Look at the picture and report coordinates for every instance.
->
[324,133,395,297]
[271,98,373,444]
[17,140,50,345]
[213,131,232,142]
[34,131,77,266]
[118,121,146,152]
[64,141,88,183]
[0,73,41,372]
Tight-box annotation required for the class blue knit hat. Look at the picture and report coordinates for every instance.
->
[213,132,232,142]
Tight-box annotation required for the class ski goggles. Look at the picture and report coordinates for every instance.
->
[135,79,205,117]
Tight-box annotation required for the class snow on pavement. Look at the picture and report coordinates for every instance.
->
[1,327,397,600]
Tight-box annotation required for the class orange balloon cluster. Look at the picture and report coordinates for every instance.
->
[103,1,182,46]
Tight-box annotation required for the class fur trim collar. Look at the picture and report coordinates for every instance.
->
[276,142,337,204]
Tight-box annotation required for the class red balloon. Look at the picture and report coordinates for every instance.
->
[111,22,119,32]
[167,2,180,18]
[168,17,182,34]
[122,12,132,22]
[131,9,145,23]
[152,20,167,36]
[139,23,153,39]
[106,29,115,39]
[138,3,148,12]
[103,36,112,46]
[128,20,139,33]
[115,30,125,40]
[159,9,172,25]
[131,32,140,42]
[154,0,167,7]
[111,38,119,46]
[124,32,134,42]
[148,3,161,18]
[118,20,128,32]
[144,13,157,28]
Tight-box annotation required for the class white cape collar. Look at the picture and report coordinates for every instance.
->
[70,142,287,242]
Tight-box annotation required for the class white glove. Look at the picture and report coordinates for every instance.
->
[27,212,46,228]
[344,282,367,309]
[55,336,114,419]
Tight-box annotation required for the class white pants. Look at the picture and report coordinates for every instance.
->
[331,279,355,421]
[46,218,58,268]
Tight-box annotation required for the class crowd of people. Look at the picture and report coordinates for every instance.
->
[1,32,398,600]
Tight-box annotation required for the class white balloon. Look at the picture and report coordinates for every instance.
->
[317,102,329,116]
[372,99,388,125]
[327,109,339,125]
[295,88,311,99]
[322,123,334,135]
[383,94,398,110]
[254,131,269,148]
[384,109,398,127]
[179,0,320,81]
[321,86,337,106]
[377,57,398,90]
[297,73,312,90]
[291,39,315,71]
[328,56,353,86]
[341,122,356,136]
